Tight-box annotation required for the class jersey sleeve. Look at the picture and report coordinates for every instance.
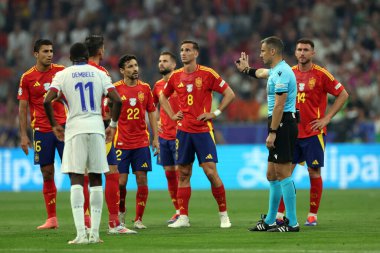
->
[322,71,345,96]
[17,74,30,100]
[146,86,156,113]
[99,71,114,95]
[152,84,159,105]
[274,70,292,93]
[50,71,63,92]
[209,71,229,94]
[162,77,174,98]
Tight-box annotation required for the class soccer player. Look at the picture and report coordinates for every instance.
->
[114,54,159,229]
[43,42,122,244]
[275,38,349,226]
[159,40,235,228]
[17,39,65,229]
[84,35,136,234]
[152,51,180,224]
[236,36,299,232]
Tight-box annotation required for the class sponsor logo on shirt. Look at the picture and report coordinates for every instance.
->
[178,83,184,88]
[129,98,137,106]
[275,83,286,89]
[299,83,305,91]
[33,82,41,87]
[186,84,193,93]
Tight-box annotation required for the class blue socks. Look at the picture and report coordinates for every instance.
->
[281,177,298,226]
[264,180,282,225]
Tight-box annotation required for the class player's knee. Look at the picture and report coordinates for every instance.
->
[40,164,54,180]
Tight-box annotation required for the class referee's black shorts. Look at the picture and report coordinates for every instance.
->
[267,112,298,163]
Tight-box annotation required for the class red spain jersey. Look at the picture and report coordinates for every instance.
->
[17,64,66,132]
[88,60,111,119]
[292,64,345,138]
[114,79,156,149]
[152,78,180,140]
[162,65,229,133]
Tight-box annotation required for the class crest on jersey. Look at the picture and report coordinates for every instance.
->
[138,91,144,102]
[129,98,137,106]
[308,77,316,90]
[299,83,305,91]
[43,83,50,91]
[186,84,193,93]
[195,77,202,89]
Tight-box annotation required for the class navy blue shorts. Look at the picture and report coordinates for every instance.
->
[176,129,218,165]
[117,147,152,174]
[33,131,64,166]
[106,142,117,165]
[157,137,176,166]
[293,133,326,168]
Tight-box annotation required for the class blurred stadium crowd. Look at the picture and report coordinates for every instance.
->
[0,0,379,147]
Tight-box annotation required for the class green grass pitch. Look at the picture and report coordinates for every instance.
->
[0,189,379,253]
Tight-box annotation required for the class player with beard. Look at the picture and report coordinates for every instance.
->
[152,51,180,224]
[114,54,159,229]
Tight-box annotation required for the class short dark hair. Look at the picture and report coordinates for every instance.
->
[181,40,199,51]
[84,35,104,57]
[70,43,89,63]
[296,38,315,49]
[261,36,284,55]
[118,54,137,68]
[34,39,53,52]
[160,51,177,62]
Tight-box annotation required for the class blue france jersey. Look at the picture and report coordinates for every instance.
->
[267,60,297,116]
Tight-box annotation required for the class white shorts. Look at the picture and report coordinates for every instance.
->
[61,133,109,174]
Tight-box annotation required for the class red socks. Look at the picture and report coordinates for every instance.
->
[119,186,127,213]
[135,185,148,221]
[177,186,191,215]
[278,198,285,213]
[211,184,227,212]
[105,173,120,227]
[277,176,323,215]
[165,170,179,210]
[83,176,90,217]
[42,179,57,218]
[310,177,323,214]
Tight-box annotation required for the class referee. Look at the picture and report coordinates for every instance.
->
[235,36,299,232]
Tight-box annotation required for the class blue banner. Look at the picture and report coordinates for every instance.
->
[0,144,379,191]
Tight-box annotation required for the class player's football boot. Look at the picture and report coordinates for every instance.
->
[220,213,232,228]
[133,219,147,229]
[88,233,103,244]
[108,224,138,234]
[68,234,88,245]
[167,213,180,224]
[37,217,59,229]
[168,215,190,228]
[304,216,317,226]
[268,223,300,232]
[248,214,276,232]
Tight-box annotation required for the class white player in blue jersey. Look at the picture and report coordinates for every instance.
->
[43,43,122,244]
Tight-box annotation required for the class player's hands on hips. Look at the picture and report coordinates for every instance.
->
[197,112,216,122]
[53,125,65,142]
[266,133,276,150]
[105,126,116,143]
[171,111,183,121]
[235,52,250,72]
[151,138,160,156]
[20,135,32,155]
[310,116,330,131]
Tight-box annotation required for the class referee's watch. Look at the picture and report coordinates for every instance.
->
[269,128,277,134]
